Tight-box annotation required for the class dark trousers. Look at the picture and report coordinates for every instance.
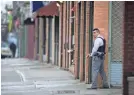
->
[10,43,16,57]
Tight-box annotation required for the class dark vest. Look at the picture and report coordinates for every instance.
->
[97,37,106,54]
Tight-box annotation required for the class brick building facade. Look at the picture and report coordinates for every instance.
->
[59,1,109,86]
[32,1,134,94]
[34,2,59,65]
[123,2,134,95]
[58,1,134,90]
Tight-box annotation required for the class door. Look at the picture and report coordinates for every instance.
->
[108,1,124,87]
[54,16,59,65]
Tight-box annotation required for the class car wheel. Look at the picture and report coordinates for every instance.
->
[1,55,5,59]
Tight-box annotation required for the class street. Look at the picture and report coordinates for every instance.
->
[1,58,122,95]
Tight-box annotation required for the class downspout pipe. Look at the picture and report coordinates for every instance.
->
[108,1,112,88]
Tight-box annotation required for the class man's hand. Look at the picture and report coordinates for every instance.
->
[86,54,89,58]
[67,49,73,53]
[86,54,91,58]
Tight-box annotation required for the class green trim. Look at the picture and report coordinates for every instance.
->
[88,1,94,83]
[108,1,112,88]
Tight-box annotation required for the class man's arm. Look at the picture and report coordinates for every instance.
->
[90,38,101,57]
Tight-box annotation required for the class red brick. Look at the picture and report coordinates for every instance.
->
[74,1,79,79]
[62,2,67,69]
[68,1,72,69]
[79,1,85,81]
[93,1,109,87]
[66,2,69,69]
[46,18,49,63]
[85,1,90,83]
[123,2,134,95]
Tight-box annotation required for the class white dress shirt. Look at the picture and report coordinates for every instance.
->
[90,35,104,56]
[8,37,17,46]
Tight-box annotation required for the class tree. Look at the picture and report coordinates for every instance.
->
[5,4,13,12]
[5,4,8,11]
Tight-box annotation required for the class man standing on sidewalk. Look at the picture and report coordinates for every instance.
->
[86,28,109,89]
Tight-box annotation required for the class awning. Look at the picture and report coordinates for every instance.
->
[37,1,59,17]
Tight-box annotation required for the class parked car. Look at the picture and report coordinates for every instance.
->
[1,42,12,58]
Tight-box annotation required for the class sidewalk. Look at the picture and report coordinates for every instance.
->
[2,58,122,95]
[21,59,122,95]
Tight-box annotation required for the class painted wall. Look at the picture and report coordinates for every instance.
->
[25,25,35,59]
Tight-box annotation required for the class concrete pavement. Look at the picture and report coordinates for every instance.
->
[1,58,122,95]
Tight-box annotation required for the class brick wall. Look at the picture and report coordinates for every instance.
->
[60,2,75,70]
[59,3,63,67]
[93,1,109,87]
[123,2,134,95]
[66,2,69,69]
[46,18,49,63]
[52,17,55,64]
[128,77,134,95]
[68,2,72,68]
[39,17,43,62]
[34,18,38,59]
[59,1,109,83]
[59,1,94,82]
[74,1,92,81]
[74,1,80,79]
[62,2,67,69]
[34,18,40,60]
[85,1,91,83]
[26,25,35,59]
[79,1,85,81]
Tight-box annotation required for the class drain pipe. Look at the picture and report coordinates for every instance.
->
[88,1,94,83]
[108,1,112,88]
